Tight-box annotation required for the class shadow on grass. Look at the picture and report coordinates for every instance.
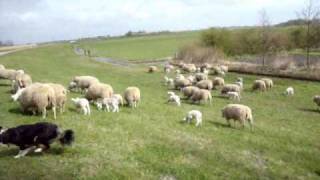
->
[68,107,78,113]
[8,107,23,115]
[0,147,65,158]
[0,83,10,87]
[299,108,320,114]
[208,121,232,129]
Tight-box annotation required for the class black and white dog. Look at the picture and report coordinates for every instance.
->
[0,122,74,158]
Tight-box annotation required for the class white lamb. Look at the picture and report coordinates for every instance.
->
[167,91,181,106]
[71,98,91,115]
[285,87,294,96]
[227,91,241,101]
[96,97,119,112]
[183,110,202,127]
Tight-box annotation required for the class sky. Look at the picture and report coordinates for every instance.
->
[0,0,308,44]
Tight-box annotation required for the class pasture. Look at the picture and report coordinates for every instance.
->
[0,43,319,179]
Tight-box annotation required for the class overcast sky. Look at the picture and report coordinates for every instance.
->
[0,0,307,44]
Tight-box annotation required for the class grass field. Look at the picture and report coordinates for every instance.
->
[78,31,200,61]
[0,43,319,179]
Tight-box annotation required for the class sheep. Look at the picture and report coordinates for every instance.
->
[164,64,174,73]
[222,104,253,129]
[196,67,201,73]
[164,76,174,87]
[221,84,241,95]
[124,87,141,108]
[167,91,181,106]
[235,77,243,89]
[112,94,124,106]
[71,98,91,115]
[186,75,196,84]
[47,83,67,113]
[261,78,273,90]
[190,89,212,104]
[212,77,225,89]
[202,68,210,75]
[174,78,192,90]
[284,87,294,96]
[196,80,213,90]
[85,82,113,102]
[313,95,320,110]
[201,63,212,69]
[182,64,196,73]
[219,65,228,73]
[175,69,181,75]
[183,110,202,127]
[148,66,158,73]
[0,64,5,70]
[211,66,225,76]
[181,86,199,99]
[69,76,99,93]
[175,74,185,81]
[0,69,24,80]
[12,73,32,93]
[252,80,266,91]
[96,97,119,112]
[227,91,241,101]
[195,73,208,82]
[18,83,56,119]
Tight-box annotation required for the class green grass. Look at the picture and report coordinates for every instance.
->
[0,44,319,179]
[79,31,200,61]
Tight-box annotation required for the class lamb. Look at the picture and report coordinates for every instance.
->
[167,91,181,106]
[196,80,213,90]
[212,77,225,89]
[112,94,124,106]
[96,97,119,112]
[69,76,99,93]
[181,86,199,99]
[0,69,24,80]
[148,66,158,73]
[174,78,192,90]
[190,89,212,104]
[47,83,67,113]
[221,84,241,95]
[124,87,141,108]
[252,80,266,91]
[18,83,56,119]
[227,91,241,101]
[71,98,91,115]
[261,78,273,90]
[195,73,208,82]
[85,82,113,102]
[284,87,294,96]
[183,110,202,127]
[222,104,253,129]
[164,76,174,87]
[313,95,320,110]
[12,73,32,93]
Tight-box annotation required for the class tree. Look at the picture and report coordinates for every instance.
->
[297,0,320,68]
[258,9,272,67]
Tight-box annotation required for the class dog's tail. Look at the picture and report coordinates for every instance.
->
[58,129,75,146]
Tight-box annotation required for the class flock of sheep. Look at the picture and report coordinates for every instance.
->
[148,62,320,129]
[0,64,141,119]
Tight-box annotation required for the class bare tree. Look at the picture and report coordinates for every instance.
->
[297,0,320,69]
[258,9,272,67]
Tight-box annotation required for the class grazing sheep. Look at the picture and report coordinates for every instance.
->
[196,80,213,90]
[0,64,5,70]
[167,91,181,106]
[211,66,225,76]
[12,73,32,93]
[284,87,294,96]
[201,63,212,69]
[261,78,273,90]
[191,89,212,104]
[175,74,185,81]
[212,77,225,89]
[182,64,196,73]
[124,87,141,108]
[18,83,56,119]
[0,69,24,80]
[96,97,119,112]
[186,75,196,84]
[181,86,199,99]
[195,73,208,82]
[85,82,113,102]
[69,76,99,93]
[112,94,124,106]
[164,76,174,87]
[47,83,67,113]
[174,78,192,90]
[71,98,91,115]
[183,110,202,127]
[222,104,253,129]
[148,66,158,73]
[164,64,174,73]
[313,95,320,110]
[252,80,266,91]
[221,84,241,95]
[227,91,241,101]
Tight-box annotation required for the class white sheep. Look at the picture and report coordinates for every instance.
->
[112,94,124,106]
[167,91,181,106]
[222,104,253,129]
[183,110,202,127]
[227,91,241,101]
[69,76,99,93]
[190,89,212,104]
[124,87,141,108]
[85,82,113,101]
[96,97,119,112]
[285,87,294,96]
[71,98,91,115]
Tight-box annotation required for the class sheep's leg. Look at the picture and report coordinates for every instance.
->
[82,107,87,115]
[196,119,201,127]
[87,106,91,115]
[14,146,35,159]
[42,108,46,119]
[52,107,56,120]
[226,119,231,127]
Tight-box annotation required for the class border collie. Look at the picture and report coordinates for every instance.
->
[0,122,74,158]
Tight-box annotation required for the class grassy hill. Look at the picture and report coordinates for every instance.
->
[0,44,319,179]
[78,31,200,61]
